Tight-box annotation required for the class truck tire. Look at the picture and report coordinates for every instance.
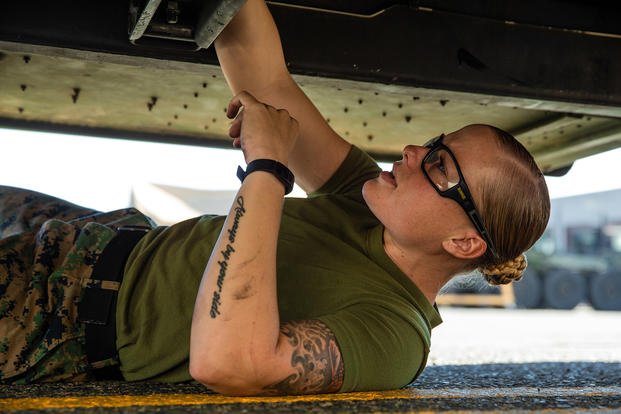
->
[589,272,621,311]
[543,270,586,310]
[513,268,543,308]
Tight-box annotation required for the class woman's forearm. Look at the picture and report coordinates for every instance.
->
[189,90,299,393]
[190,170,286,392]
[215,0,289,95]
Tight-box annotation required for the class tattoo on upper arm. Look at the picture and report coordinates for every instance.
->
[263,320,344,395]
[209,196,246,318]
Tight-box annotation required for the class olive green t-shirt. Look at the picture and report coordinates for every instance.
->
[117,146,442,392]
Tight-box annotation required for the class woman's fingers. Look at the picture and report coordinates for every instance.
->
[228,109,243,138]
[225,90,299,164]
[226,96,242,119]
[227,91,257,140]
[227,91,253,140]
[226,90,257,119]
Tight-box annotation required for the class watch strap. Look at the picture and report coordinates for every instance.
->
[237,159,295,195]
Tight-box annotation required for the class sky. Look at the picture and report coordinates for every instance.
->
[1,127,620,213]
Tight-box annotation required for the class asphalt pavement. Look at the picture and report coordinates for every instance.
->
[1,306,620,413]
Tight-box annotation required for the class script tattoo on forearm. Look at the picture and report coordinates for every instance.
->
[262,320,344,395]
[210,196,246,318]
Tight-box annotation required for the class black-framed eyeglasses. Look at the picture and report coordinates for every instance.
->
[421,134,499,259]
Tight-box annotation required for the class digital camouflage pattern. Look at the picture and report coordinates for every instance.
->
[0,186,154,383]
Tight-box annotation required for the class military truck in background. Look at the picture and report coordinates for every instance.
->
[440,188,621,310]
[513,189,621,310]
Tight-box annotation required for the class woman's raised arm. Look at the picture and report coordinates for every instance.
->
[214,0,351,193]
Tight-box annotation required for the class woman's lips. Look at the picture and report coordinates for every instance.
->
[380,171,396,186]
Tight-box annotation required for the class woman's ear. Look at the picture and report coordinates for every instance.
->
[442,231,487,260]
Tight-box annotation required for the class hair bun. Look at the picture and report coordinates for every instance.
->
[479,254,528,285]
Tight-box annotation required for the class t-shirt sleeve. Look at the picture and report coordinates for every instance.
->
[308,145,381,201]
[318,305,429,392]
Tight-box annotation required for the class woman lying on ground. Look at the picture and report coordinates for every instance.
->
[0,0,550,395]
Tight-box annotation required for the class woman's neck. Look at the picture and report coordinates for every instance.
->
[382,229,454,305]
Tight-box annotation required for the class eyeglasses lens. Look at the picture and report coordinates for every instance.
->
[423,149,460,192]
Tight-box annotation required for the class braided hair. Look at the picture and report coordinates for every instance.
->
[480,254,528,285]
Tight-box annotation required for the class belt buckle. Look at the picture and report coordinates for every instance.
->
[116,225,151,233]
[78,225,150,325]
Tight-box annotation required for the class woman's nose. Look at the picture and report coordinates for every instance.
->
[402,144,425,165]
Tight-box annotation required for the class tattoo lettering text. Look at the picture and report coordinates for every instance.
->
[210,196,246,318]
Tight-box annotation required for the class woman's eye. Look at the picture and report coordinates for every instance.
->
[432,157,447,176]
[437,162,447,175]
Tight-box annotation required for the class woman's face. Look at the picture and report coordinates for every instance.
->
[362,125,499,250]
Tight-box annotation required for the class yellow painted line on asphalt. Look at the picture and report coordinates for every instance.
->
[397,411,617,414]
[1,386,620,411]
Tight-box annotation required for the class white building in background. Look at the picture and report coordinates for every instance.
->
[130,181,306,226]
[130,183,237,225]
[543,188,621,255]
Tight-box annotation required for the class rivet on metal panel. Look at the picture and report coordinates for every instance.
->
[71,88,81,104]
[194,92,199,98]
[363,122,367,127]
[20,84,27,91]
[204,125,209,130]
[374,92,379,96]
[23,55,30,63]
[439,100,449,106]
[147,96,158,111]
[405,115,412,123]
[183,104,188,109]
[382,111,387,117]
[212,74,217,79]
[212,118,217,123]
[167,122,172,126]
[343,107,349,113]
[18,107,24,113]
[345,131,350,136]
[358,99,364,104]
[413,96,420,100]
[367,135,374,141]
[397,103,403,108]
[174,114,178,119]
[203,82,208,88]
[326,118,330,123]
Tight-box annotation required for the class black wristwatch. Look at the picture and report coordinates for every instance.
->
[237,159,295,195]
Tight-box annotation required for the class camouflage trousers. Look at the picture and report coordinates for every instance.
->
[0,186,155,384]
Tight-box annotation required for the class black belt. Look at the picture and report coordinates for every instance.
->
[78,225,150,380]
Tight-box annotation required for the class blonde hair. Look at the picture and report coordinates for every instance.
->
[480,254,527,285]
[473,126,550,285]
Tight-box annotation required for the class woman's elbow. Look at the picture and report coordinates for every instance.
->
[189,355,266,396]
